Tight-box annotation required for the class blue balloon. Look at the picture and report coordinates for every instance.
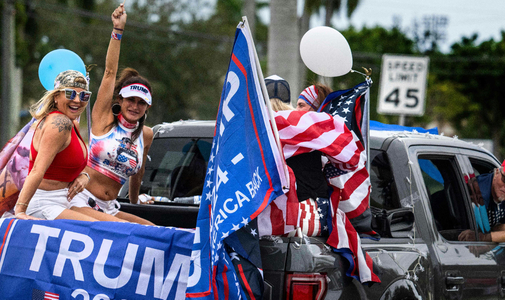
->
[38,49,86,91]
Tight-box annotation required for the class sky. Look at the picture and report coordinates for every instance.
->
[258,0,505,53]
[325,0,505,52]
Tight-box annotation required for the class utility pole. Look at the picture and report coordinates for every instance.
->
[1,0,17,145]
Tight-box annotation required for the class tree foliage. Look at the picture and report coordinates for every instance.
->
[11,0,245,128]
[5,0,505,157]
[334,25,417,122]
[436,32,505,157]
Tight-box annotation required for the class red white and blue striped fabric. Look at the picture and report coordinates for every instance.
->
[298,198,322,237]
[318,80,379,239]
[257,110,361,237]
[329,209,380,284]
[298,85,319,111]
[274,110,362,169]
[257,109,380,284]
[257,166,298,236]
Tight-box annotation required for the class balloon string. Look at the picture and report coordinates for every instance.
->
[351,68,372,79]
[351,69,367,77]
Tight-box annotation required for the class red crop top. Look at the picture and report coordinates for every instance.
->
[29,111,88,182]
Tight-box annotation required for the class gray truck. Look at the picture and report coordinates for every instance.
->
[118,120,505,300]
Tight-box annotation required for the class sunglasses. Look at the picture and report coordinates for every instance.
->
[61,89,92,102]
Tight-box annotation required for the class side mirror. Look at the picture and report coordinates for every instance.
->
[372,208,414,238]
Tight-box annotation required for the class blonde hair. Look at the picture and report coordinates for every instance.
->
[270,98,294,111]
[29,89,62,120]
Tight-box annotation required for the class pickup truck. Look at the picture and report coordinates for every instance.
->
[118,120,505,300]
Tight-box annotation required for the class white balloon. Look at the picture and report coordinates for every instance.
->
[300,26,353,77]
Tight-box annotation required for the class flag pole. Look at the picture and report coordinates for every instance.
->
[365,78,371,172]
[240,16,290,189]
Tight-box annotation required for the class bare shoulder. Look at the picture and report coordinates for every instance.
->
[46,113,73,134]
[143,126,154,146]
[143,125,153,137]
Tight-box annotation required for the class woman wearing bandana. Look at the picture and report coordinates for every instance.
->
[288,84,332,236]
[69,4,154,225]
[295,84,331,112]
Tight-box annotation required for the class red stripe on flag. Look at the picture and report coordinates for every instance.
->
[212,265,219,300]
[307,200,315,236]
[354,95,362,133]
[345,216,360,277]
[238,263,256,300]
[231,53,276,221]
[269,202,284,235]
[343,186,371,219]
[0,219,15,257]
[222,264,229,300]
[44,291,59,300]
[341,167,369,200]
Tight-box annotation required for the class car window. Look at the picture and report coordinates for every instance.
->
[369,149,400,210]
[141,137,213,199]
[418,155,470,241]
[469,158,495,177]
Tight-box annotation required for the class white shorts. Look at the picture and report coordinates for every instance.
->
[25,188,69,220]
[69,188,121,216]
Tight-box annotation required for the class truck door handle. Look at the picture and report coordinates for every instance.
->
[446,276,465,292]
[446,276,464,285]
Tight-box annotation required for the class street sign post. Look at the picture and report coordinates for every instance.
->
[377,54,430,117]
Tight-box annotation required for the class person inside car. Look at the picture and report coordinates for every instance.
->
[459,166,505,242]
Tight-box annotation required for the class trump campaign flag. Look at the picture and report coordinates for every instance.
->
[186,19,288,300]
[0,218,194,300]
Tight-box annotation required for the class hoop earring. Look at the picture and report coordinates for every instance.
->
[140,112,147,123]
[112,103,121,116]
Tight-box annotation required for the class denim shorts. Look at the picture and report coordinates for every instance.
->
[69,188,121,216]
[25,188,69,220]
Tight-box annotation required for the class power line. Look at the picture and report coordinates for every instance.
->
[32,1,234,43]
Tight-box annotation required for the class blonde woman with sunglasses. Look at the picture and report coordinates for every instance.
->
[68,4,154,225]
[14,70,97,221]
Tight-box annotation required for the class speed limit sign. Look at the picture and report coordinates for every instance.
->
[377,54,429,116]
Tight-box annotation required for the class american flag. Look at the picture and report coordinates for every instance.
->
[32,289,59,300]
[258,110,362,238]
[320,80,379,283]
[257,166,299,236]
[129,159,137,168]
[319,79,380,240]
[265,105,380,284]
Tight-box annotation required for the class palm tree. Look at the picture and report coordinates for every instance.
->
[302,0,361,86]
[242,0,256,37]
[267,0,300,105]
[268,0,362,98]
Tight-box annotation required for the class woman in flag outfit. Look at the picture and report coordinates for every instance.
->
[69,4,154,225]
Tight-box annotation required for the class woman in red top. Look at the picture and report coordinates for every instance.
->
[14,69,96,221]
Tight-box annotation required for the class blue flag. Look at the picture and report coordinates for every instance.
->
[186,21,287,299]
[0,218,194,300]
